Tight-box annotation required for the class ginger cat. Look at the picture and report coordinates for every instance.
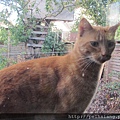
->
[0,18,119,113]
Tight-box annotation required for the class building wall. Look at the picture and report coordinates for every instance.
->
[106,42,120,81]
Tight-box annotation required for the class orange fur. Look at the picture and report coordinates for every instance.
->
[0,18,119,113]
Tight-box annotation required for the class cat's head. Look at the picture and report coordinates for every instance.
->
[75,18,120,64]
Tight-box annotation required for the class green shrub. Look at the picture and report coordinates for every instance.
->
[115,26,120,41]
[0,48,8,70]
[42,29,66,55]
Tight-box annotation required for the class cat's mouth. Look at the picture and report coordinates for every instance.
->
[89,55,111,64]
[98,55,111,63]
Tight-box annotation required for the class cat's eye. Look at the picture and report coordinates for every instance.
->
[108,41,115,48]
[90,41,99,47]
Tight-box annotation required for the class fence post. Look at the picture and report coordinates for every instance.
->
[7,30,10,59]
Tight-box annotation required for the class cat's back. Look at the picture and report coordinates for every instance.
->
[0,55,65,78]
[0,55,70,87]
[0,55,69,113]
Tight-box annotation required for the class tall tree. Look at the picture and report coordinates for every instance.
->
[0,0,118,44]
[45,0,117,25]
[0,0,32,45]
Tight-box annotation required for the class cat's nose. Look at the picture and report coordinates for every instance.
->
[100,54,111,63]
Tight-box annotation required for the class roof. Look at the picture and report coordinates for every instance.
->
[25,0,74,21]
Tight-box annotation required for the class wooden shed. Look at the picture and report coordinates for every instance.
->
[24,0,74,56]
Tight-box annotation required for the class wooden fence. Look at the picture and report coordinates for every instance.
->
[1,40,120,82]
[106,42,120,81]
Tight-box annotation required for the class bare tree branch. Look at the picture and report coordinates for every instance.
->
[16,8,26,25]
[43,0,75,20]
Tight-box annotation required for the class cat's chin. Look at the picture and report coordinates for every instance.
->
[90,58,104,65]
[94,60,102,65]
[94,60,107,65]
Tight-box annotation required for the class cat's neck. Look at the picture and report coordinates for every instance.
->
[67,50,102,78]
[70,49,99,65]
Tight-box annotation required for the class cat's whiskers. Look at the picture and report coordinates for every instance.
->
[72,57,88,67]
[81,60,93,74]
[78,56,93,69]
[83,61,93,73]
[78,57,90,65]
[78,60,88,68]
[81,62,90,74]
[75,56,90,64]
[74,59,88,72]
[75,57,88,62]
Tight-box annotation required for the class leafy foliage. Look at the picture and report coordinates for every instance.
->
[105,81,120,94]
[71,0,118,32]
[0,47,17,69]
[0,27,8,44]
[115,26,120,40]
[76,0,117,25]
[42,28,66,54]
[10,23,32,45]
[0,24,32,45]
[0,0,119,44]
[71,15,82,32]
[45,0,74,17]
[0,0,33,45]
[0,48,8,69]
[108,71,120,93]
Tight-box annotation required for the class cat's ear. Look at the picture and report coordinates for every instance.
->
[79,18,93,37]
[108,23,120,34]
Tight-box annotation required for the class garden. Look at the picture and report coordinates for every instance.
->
[0,0,120,114]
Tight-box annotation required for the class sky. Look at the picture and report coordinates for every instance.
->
[0,3,74,31]
[0,4,17,25]
[0,4,4,11]
[0,3,83,31]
